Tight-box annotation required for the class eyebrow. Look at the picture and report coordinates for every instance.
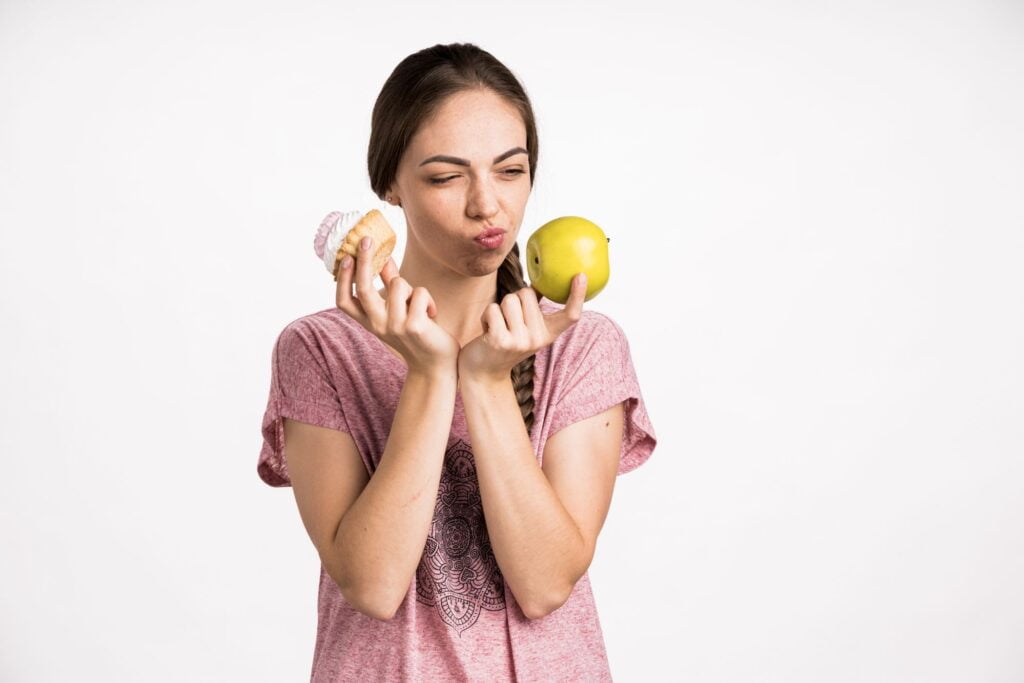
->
[419,146,528,167]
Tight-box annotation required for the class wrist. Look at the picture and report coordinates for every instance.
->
[457,369,511,392]
[406,364,458,385]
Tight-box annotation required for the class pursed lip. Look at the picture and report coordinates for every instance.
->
[475,227,506,239]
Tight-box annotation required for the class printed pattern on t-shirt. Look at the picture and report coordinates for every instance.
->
[415,438,506,636]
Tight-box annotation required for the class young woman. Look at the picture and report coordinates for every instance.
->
[258,42,657,682]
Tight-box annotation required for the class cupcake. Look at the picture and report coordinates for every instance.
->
[314,209,397,281]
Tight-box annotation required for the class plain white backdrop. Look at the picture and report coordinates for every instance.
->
[2,0,1022,680]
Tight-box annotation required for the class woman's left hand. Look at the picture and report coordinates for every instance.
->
[458,273,588,383]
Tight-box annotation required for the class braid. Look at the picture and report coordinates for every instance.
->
[495,242,537,437]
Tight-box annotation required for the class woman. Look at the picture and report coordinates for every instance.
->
[258,42,657,682]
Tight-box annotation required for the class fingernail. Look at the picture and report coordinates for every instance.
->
[578,273,587,285]
[341,255,353,269]
[360,236,371,251]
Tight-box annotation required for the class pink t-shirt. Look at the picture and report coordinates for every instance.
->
[257,298,657,682]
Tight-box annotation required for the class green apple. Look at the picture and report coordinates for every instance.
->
[525,216,610,304]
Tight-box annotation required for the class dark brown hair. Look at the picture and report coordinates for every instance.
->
[367,42,540,436]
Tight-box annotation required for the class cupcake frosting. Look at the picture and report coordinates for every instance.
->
[314,210,363,274]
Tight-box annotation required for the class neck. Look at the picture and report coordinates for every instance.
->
[382,248,502,348]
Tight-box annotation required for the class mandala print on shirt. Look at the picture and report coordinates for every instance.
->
[415,438,506,635]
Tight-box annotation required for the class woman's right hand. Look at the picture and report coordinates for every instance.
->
[336,236,460,376]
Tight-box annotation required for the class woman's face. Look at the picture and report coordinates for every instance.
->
[389,87,532,277]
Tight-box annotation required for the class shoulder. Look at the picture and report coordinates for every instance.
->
[275,306,354,343]
[540,298,618,327]
[541,301,627,360]
[271,306,360,362]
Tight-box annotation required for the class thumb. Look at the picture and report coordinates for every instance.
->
[563,273,587,321]
[546,273,588,338]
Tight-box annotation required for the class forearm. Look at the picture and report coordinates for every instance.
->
[459,374,587,619]
[332,369,457,619]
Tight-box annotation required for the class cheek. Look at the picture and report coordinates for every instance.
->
[410,199,462,240]
[507,183,531,216]
[409,194,453,222]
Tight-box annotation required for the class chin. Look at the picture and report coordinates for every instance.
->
[464,261,497,278]
[462,254,505,277]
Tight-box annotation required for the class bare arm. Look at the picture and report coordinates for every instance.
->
[306,239,461,619]
[333,368,456,618]
[287,367,457,620]
[459,374,590,619]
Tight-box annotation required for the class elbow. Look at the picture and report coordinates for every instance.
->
[342,582,403,621]
[524,561,589,618]
[520,584,574,621]
[522,555,589,619]
[347,587,400,621]
[518,556,588,620]
[521,596,563,621]
[521,601,552,621]
[326,567,403,622]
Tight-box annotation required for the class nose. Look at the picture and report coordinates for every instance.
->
[465,176,499,221]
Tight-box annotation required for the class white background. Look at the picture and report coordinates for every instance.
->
[2,0,1022,680]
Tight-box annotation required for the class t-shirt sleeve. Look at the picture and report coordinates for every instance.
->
[257,320,351,487]
[545,313,657,475]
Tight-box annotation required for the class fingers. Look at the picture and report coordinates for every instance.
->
[338,247,443,352]
[408,287,437,324]
[425,290,438,318]
[354,236,385,324]
[380,256,399,285]
[481,302,506,337]
[500,292,526,336]
[335,252,368,325]
[517,286,545,332]
[375,255,437,319]
[386,276,413,329]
